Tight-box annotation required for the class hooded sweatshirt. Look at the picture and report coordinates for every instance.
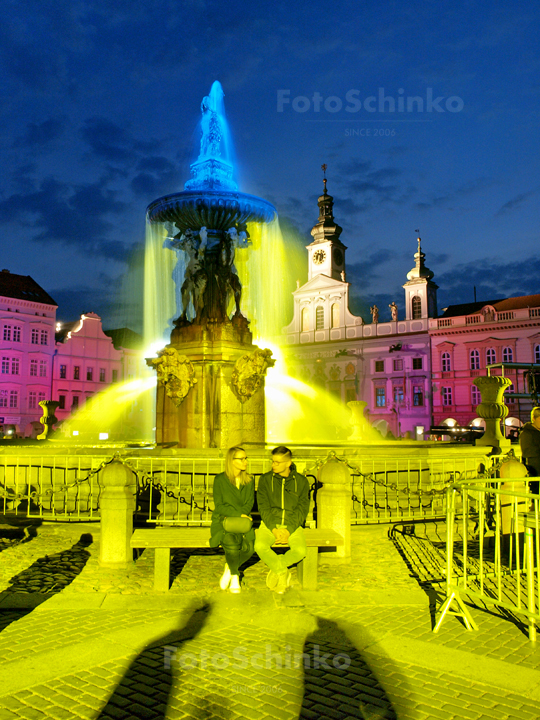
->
[257,465,310,534]
[520,422,540,475]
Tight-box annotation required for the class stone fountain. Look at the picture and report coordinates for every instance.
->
[146,82,276,449]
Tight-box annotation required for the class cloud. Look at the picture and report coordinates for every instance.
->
[130,156,181,199]
[80,117,159,163]
[496,190,536,216]
[414,177,491,211]
[14,117,66,147]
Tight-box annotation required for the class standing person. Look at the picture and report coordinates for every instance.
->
[520,407,540,494]
[209,447,255,593]
[254,446,310,594]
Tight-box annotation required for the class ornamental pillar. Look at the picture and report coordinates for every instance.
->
[317,457,351,563]
[99,460,136,568]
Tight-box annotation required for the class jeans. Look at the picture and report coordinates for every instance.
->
[221,532,254,575]
[254,522,307,574]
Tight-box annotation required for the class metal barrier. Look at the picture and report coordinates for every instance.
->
[434,477,540,641]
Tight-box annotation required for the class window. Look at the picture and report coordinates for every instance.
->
[535,345,540,364]
[503,347,513,363]
[72,396,79,408]
[38,391,45,404]
[99,368,106,382]
[40,330,48,345]
[442,387,453,406]
[394,386,404,404]
[471,386,481,406]
[0,390,7,407]
[375,387,386,407]
[301,307,309,332]
[13,327,21,342]
[375,360,384,373]
[59,365,67,379]
[112,369,118,383]
[30,359,38,377]
[39,360,47,377]
[58,395,66,410]
[413,385,424,406]
[1,357,9,374]
[486,347,496,365]
[9,390,18,408]
[393,359,403,371]
[73,366,80,380]
[87,368,93,381]
[441,352,451,372]
[412,358,423,370]
[3,326,11,341]
[331,303,340,329]
[31,329,39,344]
[412,296,422,319]
[11,358,19,375]
[469,349,480,370]
[316,306,324,330]
[29,392,37,409]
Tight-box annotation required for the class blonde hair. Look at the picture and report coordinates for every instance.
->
[224,446,251,486]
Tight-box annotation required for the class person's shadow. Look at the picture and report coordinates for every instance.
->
[96,602,211,720]
[299,617,400,720]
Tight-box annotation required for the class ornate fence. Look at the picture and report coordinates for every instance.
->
[0,448,495,526]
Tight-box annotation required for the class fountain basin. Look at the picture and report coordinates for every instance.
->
[146,190,276,231]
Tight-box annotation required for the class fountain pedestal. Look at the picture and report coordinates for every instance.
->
[151,317,274,448]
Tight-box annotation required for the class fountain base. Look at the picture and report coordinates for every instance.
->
[153,317,272,449]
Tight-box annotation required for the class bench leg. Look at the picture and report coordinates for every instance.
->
[297,547,318,590]
[154,548,171,592]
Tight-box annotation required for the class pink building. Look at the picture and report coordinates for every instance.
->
[0,270,57,437]
[429,295,540,430]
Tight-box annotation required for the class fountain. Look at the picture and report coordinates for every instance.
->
[145,82,276,449]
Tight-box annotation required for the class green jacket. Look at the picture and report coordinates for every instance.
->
[257,466,310,534]
[520,423,540,475]
[209,472,255,547]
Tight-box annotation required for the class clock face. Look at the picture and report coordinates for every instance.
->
[333,249,343,266]
[313,249,326,265]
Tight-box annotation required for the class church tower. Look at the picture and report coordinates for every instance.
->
[402,237,438,320]
[306,169,347,281]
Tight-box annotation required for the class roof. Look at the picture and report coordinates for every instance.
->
[0,270,57,306]
[104,327,143,350]
[441,294,540,318]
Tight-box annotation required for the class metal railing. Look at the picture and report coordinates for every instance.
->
[434,477,540,641]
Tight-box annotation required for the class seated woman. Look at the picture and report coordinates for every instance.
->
[209,446,255,593]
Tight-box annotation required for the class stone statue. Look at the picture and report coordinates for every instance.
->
[389,301,398,321]
[340,271,346,282]
[199,95,223,160]
[216,226,250,320]
[370,305,379,323]
[167,229,208,323]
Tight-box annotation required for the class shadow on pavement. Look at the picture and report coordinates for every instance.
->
[299,616,400,720]
[96,601,211,720]
[0,533,93,635]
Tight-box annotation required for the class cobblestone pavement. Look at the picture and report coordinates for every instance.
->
[1,523,540,719]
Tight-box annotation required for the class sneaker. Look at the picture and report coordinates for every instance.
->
[229,575,241,594]
[275,570,291,594]
[266,570,279,590]
[219,564,231,590]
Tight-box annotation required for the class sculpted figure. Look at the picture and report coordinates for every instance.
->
[199,95,223,160]
[167,228,208,322]
[217,226,250,319]
[370,305,379,324]
[389,301,398,321]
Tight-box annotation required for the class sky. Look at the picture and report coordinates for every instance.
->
[1,0,539,330]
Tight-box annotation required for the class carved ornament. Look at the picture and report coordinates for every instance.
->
[147,347,197,407]
[231,349,275,403]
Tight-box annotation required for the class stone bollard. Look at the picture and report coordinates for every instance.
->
[317,457,351,563]
[99,460,136,568]
[474,375,512,451]
[499,456,528,539]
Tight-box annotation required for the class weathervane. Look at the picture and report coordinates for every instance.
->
[321,163,327,193]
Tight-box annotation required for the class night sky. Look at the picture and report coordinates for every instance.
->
[1,0,539,331]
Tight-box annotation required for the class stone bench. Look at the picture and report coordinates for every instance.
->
[130,527,344,592]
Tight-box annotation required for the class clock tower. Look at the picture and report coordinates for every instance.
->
[307,172,347,281]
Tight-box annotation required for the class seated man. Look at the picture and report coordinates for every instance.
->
[254,446,310,593]
[520,407,540,495]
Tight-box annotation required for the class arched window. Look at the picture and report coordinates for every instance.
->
[412,296,422,320]
[331,303,340,329]
[316,306,324,330]
[502,346,513,363]
[301,307,309,332]
[442,352,451,372]
[469,349,480,370]
[535,345,540,364]
[486,347,496,365]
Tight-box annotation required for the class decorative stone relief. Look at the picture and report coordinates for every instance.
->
[329,364,341,380]
[147,347,197,406]
[231,348,275,403]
